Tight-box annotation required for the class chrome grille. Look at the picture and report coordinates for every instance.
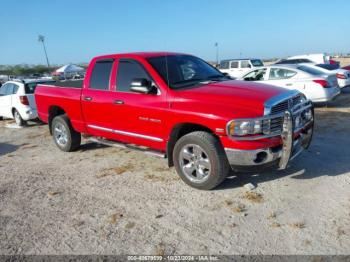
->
[270,94,303,115]
[270,117,283,133]
[266,94,305,134]
[270,100,289,115]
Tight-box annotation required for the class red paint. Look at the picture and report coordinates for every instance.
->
[35,52,287,152]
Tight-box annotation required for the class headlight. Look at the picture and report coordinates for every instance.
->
[227,119,262,136]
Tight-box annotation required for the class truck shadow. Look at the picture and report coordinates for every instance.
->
[217,108,350,190]
[0,142,19,156]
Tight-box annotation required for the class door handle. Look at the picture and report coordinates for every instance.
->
[83,96,93,101]
[114,99,124,105]
[285,83,293,86]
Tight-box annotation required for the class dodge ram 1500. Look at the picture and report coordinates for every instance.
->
[35,52,314,190]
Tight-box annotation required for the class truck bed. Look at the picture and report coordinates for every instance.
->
[49,79,83,88]
[35,81,86,133]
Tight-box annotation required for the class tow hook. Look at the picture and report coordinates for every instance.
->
[279,111,293,170]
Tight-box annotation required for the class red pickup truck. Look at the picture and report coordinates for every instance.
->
[35,52,314,190]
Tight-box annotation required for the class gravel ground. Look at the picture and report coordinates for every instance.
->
[0,90,350,255]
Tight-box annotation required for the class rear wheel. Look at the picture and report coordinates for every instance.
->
[13,109,26,126]
[173,131,230,190]
[52,114,81,152]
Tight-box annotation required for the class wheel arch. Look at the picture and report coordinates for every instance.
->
[48,106,66,134]
[166,122,219,167]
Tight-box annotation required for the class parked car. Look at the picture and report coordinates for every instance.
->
[218,58,264,78]
[342,65,350,71]
[275,58,314,65]
[312,64,350,88]
[237,64,340,103]
[286,53,330,64]
[0,79,55,125]
[35,52,313,190]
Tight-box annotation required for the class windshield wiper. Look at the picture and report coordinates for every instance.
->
[206,74,230,81]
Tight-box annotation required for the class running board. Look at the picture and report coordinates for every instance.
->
[88,137,166,158]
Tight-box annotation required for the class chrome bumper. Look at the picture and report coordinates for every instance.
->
[225,104,314,168]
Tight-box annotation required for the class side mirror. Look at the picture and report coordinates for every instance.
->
[130,78,157,94]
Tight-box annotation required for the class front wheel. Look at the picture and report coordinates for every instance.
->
[52,114,81,152]
[173,131,230,190]
[13,109,26,126]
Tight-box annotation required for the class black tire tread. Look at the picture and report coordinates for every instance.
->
[173,131,230,190]
[52,114,81,152]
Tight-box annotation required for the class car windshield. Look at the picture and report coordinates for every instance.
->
[297,65,325,76]
[25,81,55,94]
[147,55,229,89]
[251,59,263,67]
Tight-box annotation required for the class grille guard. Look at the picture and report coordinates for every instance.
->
[226,99,313,141]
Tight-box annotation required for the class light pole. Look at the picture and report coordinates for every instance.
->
[38,35,50,67]
[215,42,219,66]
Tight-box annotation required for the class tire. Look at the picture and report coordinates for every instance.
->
[51,114,81,152]
[173,131,230,190]
[13,109,26,126]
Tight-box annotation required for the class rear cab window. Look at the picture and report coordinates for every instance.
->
[89,59,114,90]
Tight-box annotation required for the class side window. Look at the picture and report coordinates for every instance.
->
[220,61,229,69]
[243,69,267,81]
[89,60,114,90]
[116,60,150,92]
[269,68,297,80]
[230,61,239,68]
[12,84,19,94]
[1,84,14,95]
[0,84,8,95]
[240,61,251,68]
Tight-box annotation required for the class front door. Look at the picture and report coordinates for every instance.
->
[81,58,116,136]
[110,58,168,150]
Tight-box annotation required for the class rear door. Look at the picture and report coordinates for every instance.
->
[81,58,116,135]
[0,83,14,118]
[228,61,239,77]
[266,68,302,90]
[239,60,252,76]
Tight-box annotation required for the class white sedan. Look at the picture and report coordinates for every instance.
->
[237,65,340,103]
[0,79,55,126]
[309,64,350,88]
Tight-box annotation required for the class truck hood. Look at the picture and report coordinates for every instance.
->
[172,80,288,119]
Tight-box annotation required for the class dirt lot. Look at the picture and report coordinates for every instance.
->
[0,91,350,255]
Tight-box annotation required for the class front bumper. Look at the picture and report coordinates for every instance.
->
[224,102,314,169]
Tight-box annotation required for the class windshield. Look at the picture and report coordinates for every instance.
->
[297,65,325,76]
[316,64,339,71]
[147,55,229,89]
[251,59,264,67]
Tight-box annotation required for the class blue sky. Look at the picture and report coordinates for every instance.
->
[1,0,349,65]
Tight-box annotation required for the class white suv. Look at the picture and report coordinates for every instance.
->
[219,58,264,78]
[0,79,55,126]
